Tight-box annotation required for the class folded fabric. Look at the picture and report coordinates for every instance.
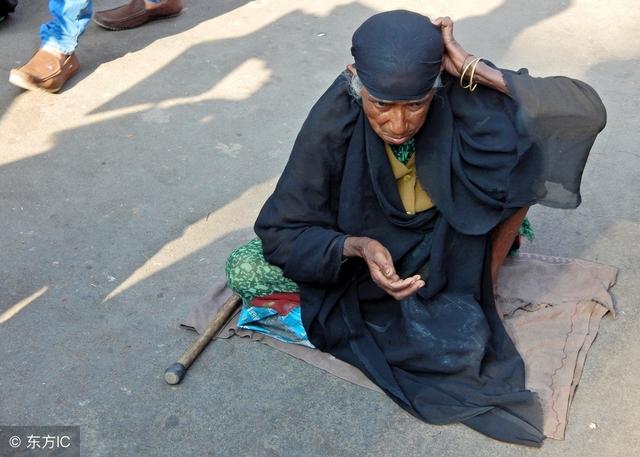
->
[237,293,313,348]
[495,253,617,439]
[250,292,300,316]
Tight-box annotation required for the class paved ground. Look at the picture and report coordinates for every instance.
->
[1,1,639,456]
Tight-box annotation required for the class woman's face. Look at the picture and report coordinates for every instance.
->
[361,86,434,145]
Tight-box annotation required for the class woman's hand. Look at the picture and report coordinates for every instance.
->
[432,16,471,78]
[432,16,510,94]
[343,236,425,300]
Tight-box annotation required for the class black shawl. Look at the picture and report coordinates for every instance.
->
[254,68,606,446]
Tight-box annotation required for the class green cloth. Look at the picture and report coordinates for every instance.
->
[519,217,535,242]
[225,238,298,301]
[389,138,416,165]
[509,217,535,256]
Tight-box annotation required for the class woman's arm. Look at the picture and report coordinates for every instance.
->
[255,75,358,285]
[432,16,509,95]
[434,16,520,284]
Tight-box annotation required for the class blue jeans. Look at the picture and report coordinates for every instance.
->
[39,0,162,54]
[40,0,93,54]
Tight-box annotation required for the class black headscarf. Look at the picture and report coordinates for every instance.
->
[351,10,443,100]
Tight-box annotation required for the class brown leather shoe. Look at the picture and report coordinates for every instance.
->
[93,0,183,31]
[9,49,80,93]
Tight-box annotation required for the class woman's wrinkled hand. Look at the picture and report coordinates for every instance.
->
[343,236,425,300]
[432,16,472,78]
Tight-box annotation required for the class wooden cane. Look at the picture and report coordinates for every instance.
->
[164,293,242,385]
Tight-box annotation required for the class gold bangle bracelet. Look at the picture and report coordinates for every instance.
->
[460,57,481,91]
[459,55,476,88]
[466,58,481,92]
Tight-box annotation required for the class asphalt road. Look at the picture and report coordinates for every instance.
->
[1,1,639,456]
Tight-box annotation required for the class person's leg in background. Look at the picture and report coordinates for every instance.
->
[9,0,92,93]
[93,0,182,31]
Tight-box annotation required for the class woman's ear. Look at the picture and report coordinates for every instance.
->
[346,63,357,76]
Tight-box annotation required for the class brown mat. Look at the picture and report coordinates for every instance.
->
[181,253,617,440]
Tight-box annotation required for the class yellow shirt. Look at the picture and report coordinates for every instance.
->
[384,144,434,215]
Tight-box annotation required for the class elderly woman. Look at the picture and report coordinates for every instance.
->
[225,11,605,446]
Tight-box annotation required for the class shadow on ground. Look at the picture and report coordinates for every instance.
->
[0,0,250,117]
